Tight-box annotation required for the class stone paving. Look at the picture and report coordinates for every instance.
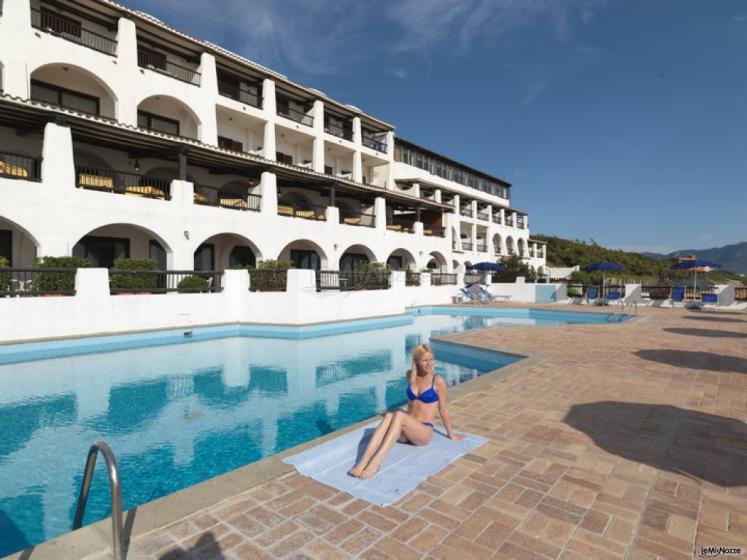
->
[100,306,746,559]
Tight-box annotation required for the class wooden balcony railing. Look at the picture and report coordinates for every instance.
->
[734,287,747,302]
[277,202,326,221]
[0,152,41,181]
[75,165,170,199]
[31,8,117,56]
[405,271,420,287]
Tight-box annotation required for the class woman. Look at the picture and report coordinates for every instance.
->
[348,343,464,480]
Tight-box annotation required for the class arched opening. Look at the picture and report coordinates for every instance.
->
[137,95,201,139]
[194,233,262,271]
[339,244,375,272]
[427,251,448,272]
[30,63,118,118]
[492,234,503,256]
[517,238,526,257]
[452,260,461,273]
[385,248,416,271]
[505,236,515,256]
[464,261,473,270]
[72,223,172,268]
[0,217,40,267]
[278,239,328,271]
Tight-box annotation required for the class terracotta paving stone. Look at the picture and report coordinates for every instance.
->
[117,306,747,559]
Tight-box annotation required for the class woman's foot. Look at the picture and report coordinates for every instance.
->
[348,465,365,477]
[359,461,381,480]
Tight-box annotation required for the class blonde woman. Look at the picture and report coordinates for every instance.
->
[348,343,464,480]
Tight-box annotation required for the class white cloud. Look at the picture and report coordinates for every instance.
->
[389,68,409,80]
[519,80,548,107]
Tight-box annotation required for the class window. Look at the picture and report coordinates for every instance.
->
[0,230,11,266]
[290,249,320,271]
[40,8,81,37]
[137,111,180,136]
[149,240,167,270]
[276,151,293,165]
[218,135,243,152]
[30,80,99,115]
[194,244,215,271]
[340,253,368,272]
[137,46,167,71]
[72,236,129,268]
[229,246,256,268]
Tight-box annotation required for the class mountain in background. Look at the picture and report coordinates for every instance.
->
[643,242,747,274]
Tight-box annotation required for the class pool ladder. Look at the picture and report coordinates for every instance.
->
[73,441,125,560]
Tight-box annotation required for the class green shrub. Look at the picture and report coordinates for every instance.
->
[34,256,90,294]
[110,258,159,292]
[492,255,536,283]
[248,260,293,292]
[0,256,9,294]
[177,274,209,293]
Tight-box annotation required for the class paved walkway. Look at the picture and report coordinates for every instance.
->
[110,306,747,560]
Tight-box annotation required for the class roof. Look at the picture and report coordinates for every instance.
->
[98,0,394,131]
[395,137,511,188]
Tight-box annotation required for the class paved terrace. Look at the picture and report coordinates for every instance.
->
[88,305,746,560]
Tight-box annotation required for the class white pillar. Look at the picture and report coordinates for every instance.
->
[512,211,518,228]
[385,130,395,159]
[352,116,363,182]
[374,197,387,231]
[74,269,110,298]
[499,207,506,225]
[198,53,218,144]
[471,224,477,253]
[116,17,139,126]
[260,171,277,214]
[41,122,76,190]
[312,100,325,173]
[411,182,421,199]
[434,189,442,203]
[0,0,31,98]
[262,79,276,160]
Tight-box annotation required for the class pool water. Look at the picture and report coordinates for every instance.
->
[0,307,623,555]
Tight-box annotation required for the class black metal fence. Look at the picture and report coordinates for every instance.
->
[341,211,375,227]
[277,203,326,221]
[109,270,222,294]
[217,80,261,108]
[317,270,390,291]
[386,217,414,233]
[405,271,420,287]
[248,269,287,292]
[640,285,672,299]
[0,152,41,181]
[324,122,353,140]
[137,48,201,86]
[76,166,170,199]
[31,8,118,56]
[194,187,261,211]
[431,273,457,286]
[362,136,387,152]
[277,106,313,126]
[0,268,77,296]
[464,273,487,284]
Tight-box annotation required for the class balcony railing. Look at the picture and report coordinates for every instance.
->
[0,268,77,296]
[492,214,503,224]
[0,152,41,181]
[386,217,415,233]
[277,106,313,127]
[431,273,457,286]
[31,8,117,56]
[476,242,487,252]
[217,80,261,108]
[461,240,473,251]
[277,202,326,221]
[194,187,261,211]
[324,122,353,140]
[76,165,170,199]
[317,270,390,291]
[464,272,487,284]
[248,269,287,292]
[529,249,535,257]
[640,285,672,299]
[110,270,222,294]
[477,211,489,221]
[505,217,514,227]
[137,48,201,86]
[517,217,526,229]
[362,136,387,153]
[423,226,445,237]
[340,211,375,228]
[460,207,473,217]
[735,287,747,302]
[405,271,420,287]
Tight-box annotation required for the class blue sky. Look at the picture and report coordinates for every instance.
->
[125,0,747,253]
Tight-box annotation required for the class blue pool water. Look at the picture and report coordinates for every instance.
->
[0,307,624,555]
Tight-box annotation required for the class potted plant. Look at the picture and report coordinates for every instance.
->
[177,274,210,293]
[110,258,159,294]
[34,256,90,295]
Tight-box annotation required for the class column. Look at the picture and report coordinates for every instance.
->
[374,197,387,231]
[262,79,276,160]
[512,211,518,228]
[312,100,325,173]
[116,17,139,126]
[471,200,478,219]
[471,224,477,253]
[0,0,32,98]
[434,189,442,203]
[41,122,76,190]
[352,116,363,182]
[499,207,506,225]
[197,53,218,144]
[524,214,529,230]
[259,171,277,214]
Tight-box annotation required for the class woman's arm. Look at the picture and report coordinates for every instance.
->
[435,376,464,441]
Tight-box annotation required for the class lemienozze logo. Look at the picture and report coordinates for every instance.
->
[699,546,744,558]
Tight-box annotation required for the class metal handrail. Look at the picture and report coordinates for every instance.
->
[73,441,124,560]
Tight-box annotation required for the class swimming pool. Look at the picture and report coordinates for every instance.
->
[0,307,624,555]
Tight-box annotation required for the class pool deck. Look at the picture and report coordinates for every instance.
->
[22,304,747,560]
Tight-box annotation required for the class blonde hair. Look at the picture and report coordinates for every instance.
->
[407,343,434,385]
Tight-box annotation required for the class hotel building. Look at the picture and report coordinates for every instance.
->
[0,0,546,280]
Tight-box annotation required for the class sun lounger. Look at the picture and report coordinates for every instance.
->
[687,291,718,310]
[602,290,623,307]
[585,285,600,305]
[669,286,686,307]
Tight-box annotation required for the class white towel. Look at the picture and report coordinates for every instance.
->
[283,422,487,506]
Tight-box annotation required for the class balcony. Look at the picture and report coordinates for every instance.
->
[137,47,201,86]
[505,216,514,227]
[75,165,170,199]
[194,186,261,211]
[492,214,503,225]
[277,105,313,127]
[362,136,387,153]
[517,216,526,229]
[324,121,353,141]
[460,207,473,218]
[477,210,489,221]
[423,226,445,237]
[277,202,326,221]
[31,8,117,56]
[0,152,41,181]
[461,240,474,251]
[476,242,487,253]
[217,80,261,109]
[340,210,375,228]
[386,217,415,234]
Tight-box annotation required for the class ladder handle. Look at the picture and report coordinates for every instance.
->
[73,441,124,560]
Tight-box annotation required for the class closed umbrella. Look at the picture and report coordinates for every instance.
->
[670,259,721,302]
[583,261,623,294]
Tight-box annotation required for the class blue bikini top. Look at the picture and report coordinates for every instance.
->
[407,375,439,404]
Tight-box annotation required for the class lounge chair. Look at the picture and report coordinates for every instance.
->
[687,291,718,311]
[669,286,686,307]
[585,285,600,305]
[458,287,478,304]
[470,284,494,304]
[601,290,623,307]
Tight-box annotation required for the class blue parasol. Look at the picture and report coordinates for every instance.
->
[470,262,504,272]
[670,259,721,302]
[583,261,623,293]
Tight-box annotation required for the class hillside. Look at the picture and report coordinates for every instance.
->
[533,235,745,284]
[643,241,747,274]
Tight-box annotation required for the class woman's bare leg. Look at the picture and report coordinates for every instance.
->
[348,412,394,477]
[360,411,432,479]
